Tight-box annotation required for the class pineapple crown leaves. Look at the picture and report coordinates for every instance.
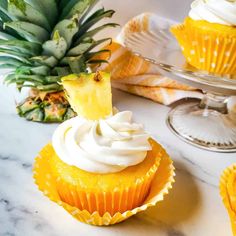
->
[0,0,119,92]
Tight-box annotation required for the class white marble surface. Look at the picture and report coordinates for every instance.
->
[1,1,235,235]
[0,83,235,236]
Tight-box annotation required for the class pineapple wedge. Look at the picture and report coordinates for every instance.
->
[62,72,112,120]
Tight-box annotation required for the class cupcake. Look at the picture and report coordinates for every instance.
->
[46,72,162,216]
[171,0,236,76]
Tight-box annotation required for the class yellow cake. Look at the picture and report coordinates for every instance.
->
[171,0,236,76]
[49,138,162,215]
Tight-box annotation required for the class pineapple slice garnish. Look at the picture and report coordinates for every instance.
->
[61,72,112,120]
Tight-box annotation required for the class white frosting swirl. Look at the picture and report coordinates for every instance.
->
[189,0,236,26]
[52,111,151,174]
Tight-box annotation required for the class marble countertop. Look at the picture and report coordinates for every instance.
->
[0,83,235,236]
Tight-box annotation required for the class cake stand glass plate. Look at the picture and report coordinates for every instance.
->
[123,22,236,153]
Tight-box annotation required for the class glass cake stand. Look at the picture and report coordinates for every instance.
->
[123,26,236,153]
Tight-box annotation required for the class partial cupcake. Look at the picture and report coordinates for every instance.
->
[46,72,163,216]
[220,164,236,235]
[171,0,236,76]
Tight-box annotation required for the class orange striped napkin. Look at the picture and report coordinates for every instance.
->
[98,13,203,105]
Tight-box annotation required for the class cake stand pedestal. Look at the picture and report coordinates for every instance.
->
[167,93,236,152]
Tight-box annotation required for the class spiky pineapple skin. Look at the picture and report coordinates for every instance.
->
[17,91,76,123]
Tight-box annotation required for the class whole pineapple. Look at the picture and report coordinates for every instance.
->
[0,0,117,122]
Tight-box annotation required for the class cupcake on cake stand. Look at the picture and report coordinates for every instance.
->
[123,18,236,153]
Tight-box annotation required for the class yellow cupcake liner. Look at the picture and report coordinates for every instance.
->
[220,164,236,235]
[33,144,175,226]
[48,139,162,216]
[56,171,155,216]
[171,23,236,76]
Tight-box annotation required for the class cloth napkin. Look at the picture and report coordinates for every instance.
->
[99,13,203,105]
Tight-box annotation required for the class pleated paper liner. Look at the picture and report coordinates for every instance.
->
[33,144,175,226]
[47,138,162,216]
[220,164,236,235]
[171,23,236,76]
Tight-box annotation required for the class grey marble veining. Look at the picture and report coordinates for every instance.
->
[0,84,235,236]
